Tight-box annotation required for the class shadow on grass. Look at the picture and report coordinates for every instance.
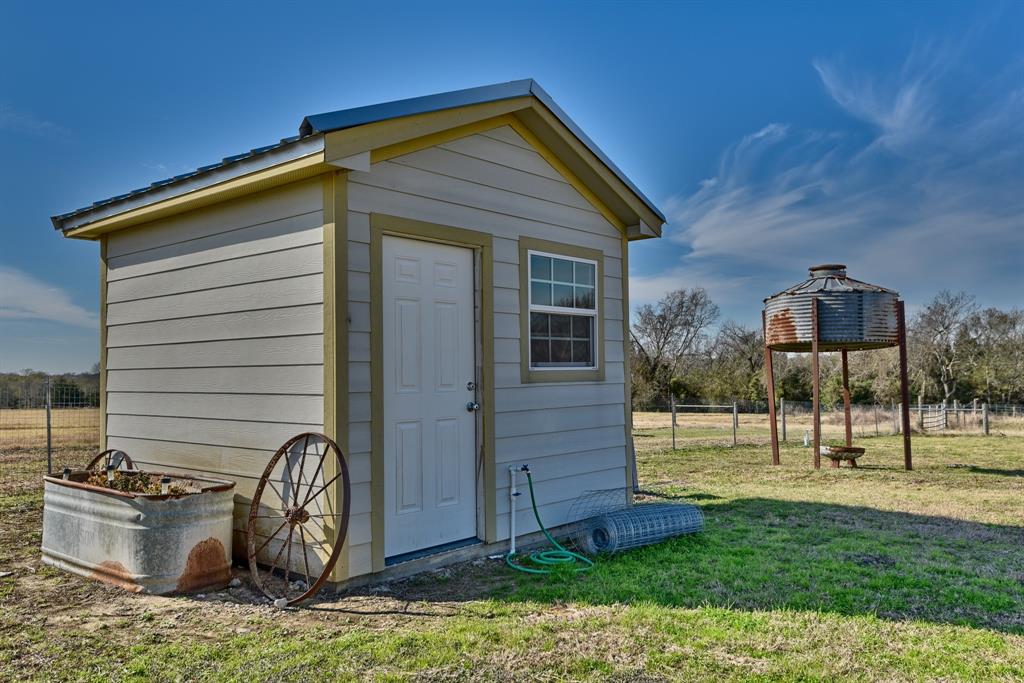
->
[387,498,1024,634]
[968,466,1024,477]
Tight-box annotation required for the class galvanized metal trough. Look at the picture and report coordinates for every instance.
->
[41,471,235,594]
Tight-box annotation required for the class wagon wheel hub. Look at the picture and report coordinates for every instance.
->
[284,505,310,525]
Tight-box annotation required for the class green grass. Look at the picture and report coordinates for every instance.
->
[2,435,1023,681]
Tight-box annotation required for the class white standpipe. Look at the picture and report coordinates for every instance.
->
[509,466,519,555]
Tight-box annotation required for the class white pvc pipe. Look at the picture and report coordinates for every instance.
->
[508,466,518,555]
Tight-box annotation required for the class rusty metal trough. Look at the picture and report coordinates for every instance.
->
[41,471,235,594]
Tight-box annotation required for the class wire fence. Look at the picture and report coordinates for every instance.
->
[0,377,101,472]
[632,396,1024,449]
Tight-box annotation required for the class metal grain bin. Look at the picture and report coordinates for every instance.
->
[41,472,235,594]
[764,264,900,352]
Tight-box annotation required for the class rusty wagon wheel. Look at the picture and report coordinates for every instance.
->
[85,449,134,472]
[246,432,351,606]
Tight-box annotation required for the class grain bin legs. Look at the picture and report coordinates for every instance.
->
[763,311,781,466]
[811,298,821,470]
[897,301,913,470]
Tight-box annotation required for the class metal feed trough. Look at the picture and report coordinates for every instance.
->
[762,264,913,470]
[41,468,235,594]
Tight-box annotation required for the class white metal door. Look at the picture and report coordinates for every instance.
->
[382,235,478,558]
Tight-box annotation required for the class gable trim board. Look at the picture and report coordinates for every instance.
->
[368,213,497,572]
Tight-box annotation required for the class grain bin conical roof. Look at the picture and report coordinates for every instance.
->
[763,264,901,352]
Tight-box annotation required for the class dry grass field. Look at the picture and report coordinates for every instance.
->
[0,408,100,451]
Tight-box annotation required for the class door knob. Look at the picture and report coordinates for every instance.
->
[466,402,481,412]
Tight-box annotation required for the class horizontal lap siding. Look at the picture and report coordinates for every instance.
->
[349,125,628,568]
[104,179,326,558]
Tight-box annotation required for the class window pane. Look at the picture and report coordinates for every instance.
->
[550,314,571,338]
[552,284,575,308]
[551,340,571,363]
[574,262,595,286]
[531,281,551,306]
[571,315,592,339]
[572,340,592,364]
[530,254,551,281]
[574,286,595,309]
[530,339,550,364]
[530,312,549,336]
[552,258,574,284]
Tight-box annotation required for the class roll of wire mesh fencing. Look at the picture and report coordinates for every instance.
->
[569,489,704,555]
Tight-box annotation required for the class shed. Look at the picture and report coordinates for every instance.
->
[52,79,665,584]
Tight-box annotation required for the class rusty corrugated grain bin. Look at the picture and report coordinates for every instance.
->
[41,472,235,594]
[763,264,900,351]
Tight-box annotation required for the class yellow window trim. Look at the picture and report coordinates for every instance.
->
[519,236,606,384]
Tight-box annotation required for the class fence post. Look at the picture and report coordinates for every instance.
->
[917,395,924,431]
[893,402,899,434]
[983,403,989,436]
[732,401,738,448]
[671,395,676,451]
[45,377,53,475]
[874,404,879,436]
[780,398,787,442]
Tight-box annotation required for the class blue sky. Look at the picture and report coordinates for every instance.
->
[1,1,1021,372]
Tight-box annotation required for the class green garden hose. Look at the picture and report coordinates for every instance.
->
[505,468,594,574]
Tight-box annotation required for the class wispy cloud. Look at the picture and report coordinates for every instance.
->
[649,41,1024,316]
[0,267,97,328]
[0,104,70,137]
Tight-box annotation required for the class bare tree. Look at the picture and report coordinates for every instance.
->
[909,290,977,402]
[630,288,719,399]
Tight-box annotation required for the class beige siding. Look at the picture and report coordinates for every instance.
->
[103,179,326,563]
[347,125,627,573]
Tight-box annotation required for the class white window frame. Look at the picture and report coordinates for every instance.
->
[526,249,600,371]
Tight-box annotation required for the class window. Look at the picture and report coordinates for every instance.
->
[528,251,598,369]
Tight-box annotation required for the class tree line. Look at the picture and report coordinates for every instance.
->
[0,368,100,408]
[630,289,1024,407]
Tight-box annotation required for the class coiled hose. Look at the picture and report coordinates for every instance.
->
[505,469,594,574]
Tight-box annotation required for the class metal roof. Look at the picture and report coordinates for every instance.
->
[52,79,664,230]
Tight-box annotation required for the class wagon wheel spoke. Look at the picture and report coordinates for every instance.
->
[254,519,290,557]
[298,525,313,592]
[298,471,343,513]
[300,451,328,509]
[261,527,291,594]
[293,434,310,505]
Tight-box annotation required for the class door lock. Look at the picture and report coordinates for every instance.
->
[466,381,477,391]
[466,401,481,413]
